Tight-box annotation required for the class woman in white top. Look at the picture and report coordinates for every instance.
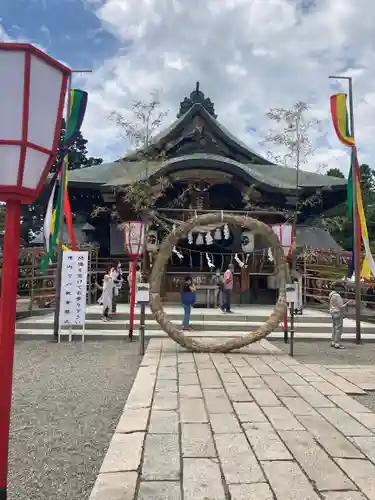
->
[329,284,350,349]
[97,272,115,322]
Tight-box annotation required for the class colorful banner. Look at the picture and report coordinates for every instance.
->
[352,150,375,278]
[331,92,375,279]
[65,89,88,147]
[41,173,63,272]
[63,158,77,251]
[330,93,355,147]
[40,88,87,271]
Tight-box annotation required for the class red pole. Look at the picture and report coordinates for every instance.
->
[0,200,22,500]
[128,258,137,341]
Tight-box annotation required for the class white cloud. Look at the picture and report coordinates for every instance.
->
[76,0,375,173]
[5,1,375,176]
[0,23,12,42]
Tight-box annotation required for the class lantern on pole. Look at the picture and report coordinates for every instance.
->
[124,221,145,340]
[0,42,70,500]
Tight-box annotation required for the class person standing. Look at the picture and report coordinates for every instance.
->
[181,276,196,331]
[97,271,114,322]
[329,284,350,349]
[212,269,223,308]
[110,262,123,313]
[221,264,234,313]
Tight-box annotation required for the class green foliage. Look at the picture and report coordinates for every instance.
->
[326,163,375,252]
[52,118,103,172]
[326,168,345,178]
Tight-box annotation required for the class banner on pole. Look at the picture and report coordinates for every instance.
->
[59,251,88,326]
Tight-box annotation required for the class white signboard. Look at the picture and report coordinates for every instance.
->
[136,282,150,304]
[286,284,298,304]
[59,251,88,326]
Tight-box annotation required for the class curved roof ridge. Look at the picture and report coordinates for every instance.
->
[122,102,271,165]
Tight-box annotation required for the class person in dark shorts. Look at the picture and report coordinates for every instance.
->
[181,276,196,331]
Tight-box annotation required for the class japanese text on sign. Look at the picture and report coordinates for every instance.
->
[59,251,88,326]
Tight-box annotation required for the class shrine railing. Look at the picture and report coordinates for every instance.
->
[1,244,100,316]
[297,247,375,313]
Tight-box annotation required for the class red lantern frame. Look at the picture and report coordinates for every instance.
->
[0,43,71,500]
[0,43,70,203]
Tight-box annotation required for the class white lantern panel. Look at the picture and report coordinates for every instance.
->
[270,223,293,256]
[23,148,49,189]
[28,55,64,150]
[0,145,20,185]
[271,224,281,241]
[282,224,293,256]
[124,222,145,255]
[0,50,25,141]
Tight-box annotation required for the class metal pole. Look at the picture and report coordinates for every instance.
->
[329,75,361,344]
[289,302,295,357]
[139,302,146,355]
[52,69,92,340]
[53,76,72,341]
[347,78,362,344]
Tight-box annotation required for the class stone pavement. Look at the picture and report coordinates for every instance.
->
[89,337,375,500]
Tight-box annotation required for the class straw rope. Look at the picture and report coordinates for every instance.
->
[149,213,289,352]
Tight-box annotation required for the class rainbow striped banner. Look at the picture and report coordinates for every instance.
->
[65,89,88,147]
[41,89,87,271]
[330,93,374,278]
[330,93,355,147]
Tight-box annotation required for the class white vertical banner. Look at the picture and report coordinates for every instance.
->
[59,251,88,327]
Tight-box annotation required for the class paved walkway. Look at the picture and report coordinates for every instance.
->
[89,338,375,500]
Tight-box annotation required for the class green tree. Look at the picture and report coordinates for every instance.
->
[52,118,103,172]
[359,164,375,204]
[328,163,375,252]
[22,120,103,244]
[326,168,345,179]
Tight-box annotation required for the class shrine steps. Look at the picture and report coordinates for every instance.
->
[15,304,375,341]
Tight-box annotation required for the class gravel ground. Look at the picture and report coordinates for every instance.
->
[8,340,146,500]
[272,339,375,412]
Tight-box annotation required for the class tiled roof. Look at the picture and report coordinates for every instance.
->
[68,153,346,192]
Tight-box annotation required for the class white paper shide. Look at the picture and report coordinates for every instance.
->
[59,251,88,326]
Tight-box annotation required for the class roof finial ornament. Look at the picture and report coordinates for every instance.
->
[177,82,217,118]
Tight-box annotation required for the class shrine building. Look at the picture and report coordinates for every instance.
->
[67,83,346,304]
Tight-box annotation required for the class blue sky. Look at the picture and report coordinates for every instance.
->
[0,0,119,68]
[1,0,375,174]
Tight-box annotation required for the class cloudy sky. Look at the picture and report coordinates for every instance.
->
[1,0,374,175]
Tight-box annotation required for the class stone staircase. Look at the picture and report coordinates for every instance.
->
[15,304,375,341]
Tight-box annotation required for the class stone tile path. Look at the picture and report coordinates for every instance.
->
[89,338,375,500]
